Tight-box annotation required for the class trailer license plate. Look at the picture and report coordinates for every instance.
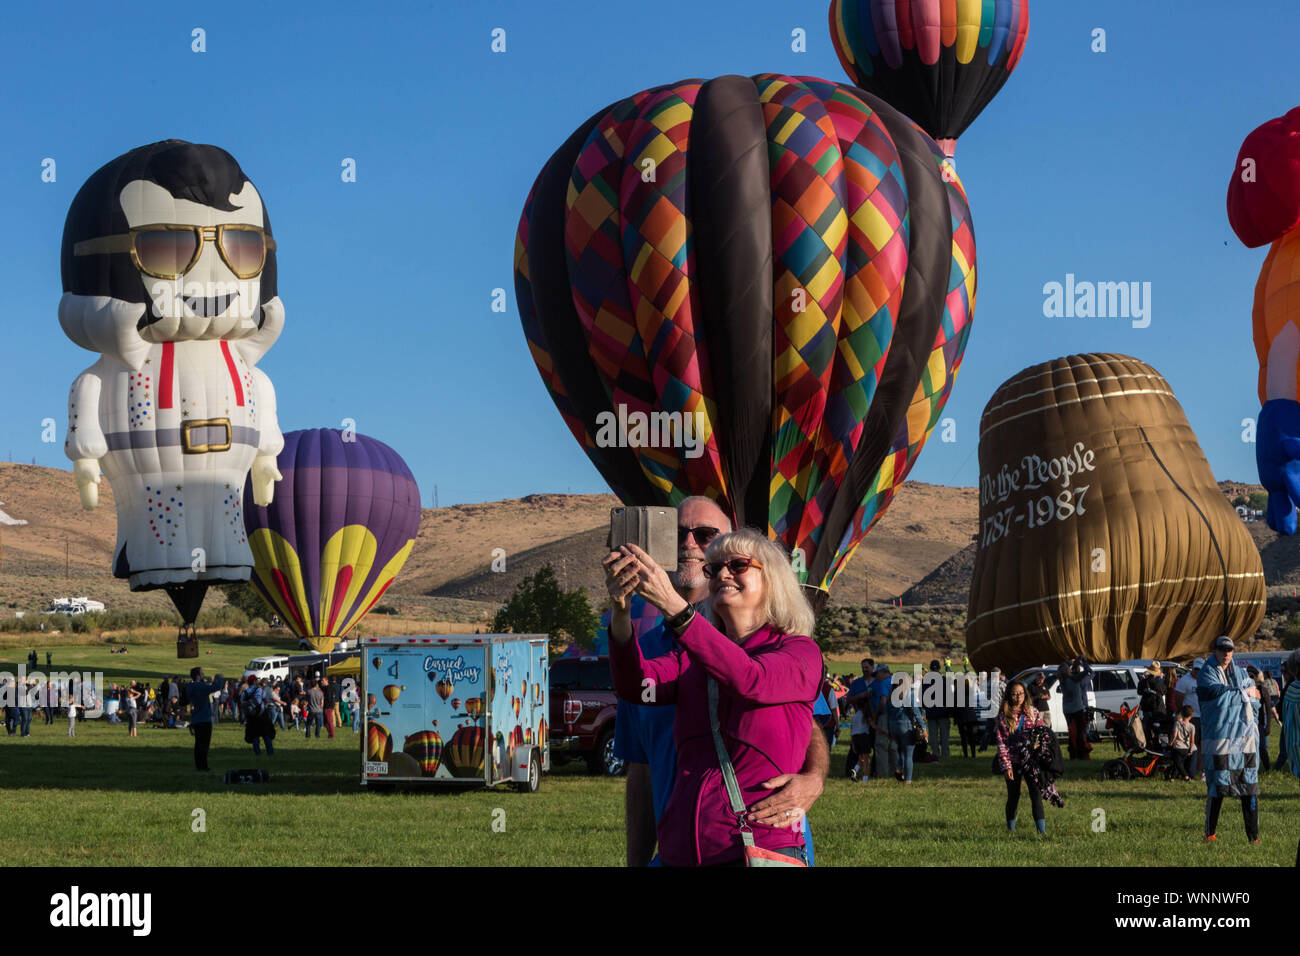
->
[365,761,388,775]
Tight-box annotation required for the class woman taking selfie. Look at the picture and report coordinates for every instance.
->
[604,528,822,867]
[995,680,1048,834]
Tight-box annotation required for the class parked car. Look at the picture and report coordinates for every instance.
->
[1009,661,1189,739]
[549,656,623,776]
[243,655,290,682]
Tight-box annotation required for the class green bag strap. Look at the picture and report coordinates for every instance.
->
[708,676,755,848]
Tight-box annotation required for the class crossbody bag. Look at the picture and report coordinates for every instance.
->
[707,677,807,868]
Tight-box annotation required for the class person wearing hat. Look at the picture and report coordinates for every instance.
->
[1137,660,1169,746]
[1174,658,1205,778]
[1280,649,1300,864]
[1197,636,1261,843]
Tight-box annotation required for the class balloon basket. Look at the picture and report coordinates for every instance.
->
[177,637,199,659]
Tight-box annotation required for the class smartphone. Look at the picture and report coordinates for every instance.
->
[609,506,678,571]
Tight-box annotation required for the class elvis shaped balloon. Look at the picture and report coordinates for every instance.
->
[59,140,284,653]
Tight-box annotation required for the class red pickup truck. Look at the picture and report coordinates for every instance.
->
[548,656,623,776]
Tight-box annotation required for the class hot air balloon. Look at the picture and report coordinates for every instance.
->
[59,140,287,658]
[515,74,976,611]
[243,428,420,652]
[465,697,483,719]
[382,684,403,705]
[444,725,485,778]
[372,656,383,670]
[829,0,1029,156]
[436,678,454,702]
[450,697,462,711]
[366,721,393,762]
[512,696,520,720]
[403,730,443,775]
[966,355,1266,675]
[538,718,547,747]
[1227,107,1300,533]
[366,693,377,713]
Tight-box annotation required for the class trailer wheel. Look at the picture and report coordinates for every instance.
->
[515,749,541,793]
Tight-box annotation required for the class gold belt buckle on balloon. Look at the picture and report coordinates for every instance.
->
[181,418,232,454]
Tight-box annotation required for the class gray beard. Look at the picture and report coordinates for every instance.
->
[669,567,705,595]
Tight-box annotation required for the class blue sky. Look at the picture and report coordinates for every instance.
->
[2,0,1297,506]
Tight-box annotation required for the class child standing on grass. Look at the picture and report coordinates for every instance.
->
[1170,705,1196,781]
[291,700,302,731]
[66,697,79,737]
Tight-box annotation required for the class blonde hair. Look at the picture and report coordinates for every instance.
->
[704,529,815,637]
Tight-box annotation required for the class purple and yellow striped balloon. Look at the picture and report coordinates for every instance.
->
[243,429,420,652]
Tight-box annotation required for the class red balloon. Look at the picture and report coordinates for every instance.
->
[1228,107,1300,248]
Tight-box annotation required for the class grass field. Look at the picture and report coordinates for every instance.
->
[0,636,1296,866]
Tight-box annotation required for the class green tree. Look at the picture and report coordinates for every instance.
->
[1248,491,1268,512]
[1283,613,1300,651]
[493,565,598,655]
[216,582,271,624]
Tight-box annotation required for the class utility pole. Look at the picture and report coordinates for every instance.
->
[65,539,69,579]
[434,484,438,509]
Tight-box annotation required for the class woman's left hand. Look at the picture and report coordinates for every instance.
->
[618,544,688,618]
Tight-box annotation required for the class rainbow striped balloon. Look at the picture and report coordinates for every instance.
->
[829,0,1029,153]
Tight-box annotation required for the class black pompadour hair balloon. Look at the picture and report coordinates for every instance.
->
[60,139,276,306]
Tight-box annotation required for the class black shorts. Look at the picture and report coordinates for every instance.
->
[851,733,873,753]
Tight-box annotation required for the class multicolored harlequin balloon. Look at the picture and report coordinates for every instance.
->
[829,0,1029,156]
[243,428,420,652]
[515,74,976,610]
[444,725,485,777]
[403,730,443,776]
[436,678,454,702]
[366,721,392,762]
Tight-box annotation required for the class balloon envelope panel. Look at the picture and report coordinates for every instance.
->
[966,354,1265,674]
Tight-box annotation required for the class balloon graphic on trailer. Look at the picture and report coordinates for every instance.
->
[828,0,1029,156]
[403,730,443,776]
[367,722,393,762]
[515,74,977,610]
[243,428,420,652]
[1227,106,1300,534]
[465,697,483,719]
[436,678,454,702]
[965,354,1266,674]
[382,684,404,705]
[59,140,287,657]
[444,725,485,777]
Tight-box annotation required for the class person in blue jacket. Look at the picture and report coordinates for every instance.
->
[185,666,223,771]
[1197,636,1261,843]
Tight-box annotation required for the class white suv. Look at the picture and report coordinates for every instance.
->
[243,656,290,682]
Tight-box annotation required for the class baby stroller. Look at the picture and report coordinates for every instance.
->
[1094,704,1175,781]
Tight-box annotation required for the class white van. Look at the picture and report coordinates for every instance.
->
[243,656,290,682]
[1009,662,1188,738]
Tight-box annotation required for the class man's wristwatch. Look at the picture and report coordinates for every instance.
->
[665,604,696,635]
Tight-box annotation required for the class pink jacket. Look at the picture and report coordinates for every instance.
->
[609,612,821,866]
